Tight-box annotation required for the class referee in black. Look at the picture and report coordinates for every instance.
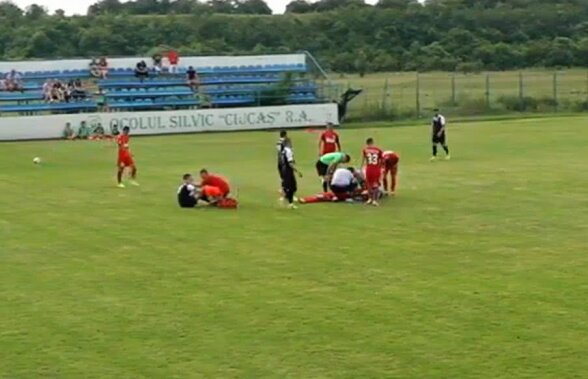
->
[431,108,450,161]
[277,132,302,209]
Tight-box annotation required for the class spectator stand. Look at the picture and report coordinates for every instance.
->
[0,54,328,115]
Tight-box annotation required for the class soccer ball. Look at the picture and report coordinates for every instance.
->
[33,157,41,164]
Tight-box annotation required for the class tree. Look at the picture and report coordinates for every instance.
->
[87,0,122,16]
[25,4,47,20]
[54,9,65,17]
[236,0,272,15]
[0,1,22,19]
[285,0,314,13]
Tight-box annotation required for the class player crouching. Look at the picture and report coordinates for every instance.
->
[177,174,238,209]
[382,150,400,195]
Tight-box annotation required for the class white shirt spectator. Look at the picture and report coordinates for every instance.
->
[6,71,21,81]
[331,168,354,187]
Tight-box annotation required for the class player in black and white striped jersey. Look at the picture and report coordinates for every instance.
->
[431,108,450,161]
[277,133,302,209]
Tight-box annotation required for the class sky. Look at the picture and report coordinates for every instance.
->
[11,0,380,15]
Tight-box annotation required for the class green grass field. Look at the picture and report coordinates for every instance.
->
[1,117,588,378]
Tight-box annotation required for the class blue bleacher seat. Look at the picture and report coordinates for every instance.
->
[0,101,98,113]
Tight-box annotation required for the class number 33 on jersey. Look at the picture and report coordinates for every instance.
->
[363,147,383,166]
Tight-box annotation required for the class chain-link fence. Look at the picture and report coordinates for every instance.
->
[328,71,588,121]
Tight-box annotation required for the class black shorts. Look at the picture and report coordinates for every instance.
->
[278,163,284,179]
[281,170,297,193]
[331,183,356,195]
[178,198,197,208]
[432,132,446,144]
[316,160,329,176]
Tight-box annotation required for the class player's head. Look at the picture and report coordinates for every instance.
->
[366,138,374,146]
[279,130,287,138]
[122,126,130,135]
[199,169,209,179]
[183,173,193,184]
[343,154,351,163]
[326,122,334,130]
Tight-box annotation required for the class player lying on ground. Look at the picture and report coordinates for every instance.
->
[382,150,400,195]
[299,167,383,204]
[315,151,351,192]
[116,126,139,188]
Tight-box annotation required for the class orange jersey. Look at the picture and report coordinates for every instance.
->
[202,185,223,198]
[201,175,230,195]
[363,146,383,167]
[320,130,340,155]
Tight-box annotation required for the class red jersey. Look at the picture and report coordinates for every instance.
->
[201,174,230,196]
[383,150,400,166]
[320,130,340,155]
[117,134,130,155]
[168,50,179,65]
[363,146,383,167]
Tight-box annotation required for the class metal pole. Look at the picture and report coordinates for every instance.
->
[519,72,524,100]
[485,73,490,109]
[553,71,558,112]
[451,74,456,106]
[382,78,389,116]
[416,72,421,118]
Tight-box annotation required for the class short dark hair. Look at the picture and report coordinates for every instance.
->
[279,130,287,138]
[200,169,208,175]
[122,126,130,132]
[347,166,355,173]
[183,173,192,180]
[366,138,374,145]
[345,154,351,161]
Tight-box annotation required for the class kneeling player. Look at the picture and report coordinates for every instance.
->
[382,150,400,195]
[315,152,351,192]
[197,185,238,208]
[199,169,230,197]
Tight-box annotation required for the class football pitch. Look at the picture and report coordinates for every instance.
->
[1,116,588,378]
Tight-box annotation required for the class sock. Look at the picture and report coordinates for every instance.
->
[383,175,389,192]
[322,180,328,192]
[286,190,294,204]
[443,145,449,154]
[433,145,438,156]
[117,170,123,184]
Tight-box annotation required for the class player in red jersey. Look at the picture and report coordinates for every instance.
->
[382,150,400,195]
[116,127,138,188]
[199,169,230,197]
[361,137,383,206]
[319,122,341,156]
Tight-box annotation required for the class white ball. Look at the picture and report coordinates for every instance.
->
[33,157,41,164]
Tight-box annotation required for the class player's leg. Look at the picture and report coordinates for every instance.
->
[117,166,125,187]
[440,133,450,159]
[382,167,390,193]
[390,166,398,194]
[129,161,139,186]
[299,192,334,204]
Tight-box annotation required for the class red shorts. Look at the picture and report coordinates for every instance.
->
[383,163,398,176]
[118,154,134,167]
[365,166,381,188]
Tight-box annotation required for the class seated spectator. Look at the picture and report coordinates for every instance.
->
[5,70,23,92]
[152,53,163,73]
[42,79,53,102]
[89,123,107,140]
[187,66,199,91]
[62,122,75,140]
[98,57,109,79]
[0,79,5,91]
[70,79,87,100]
[77,121,91,139]
[50,80,65,103]
[135,60,149,81]
[89,58,101,78]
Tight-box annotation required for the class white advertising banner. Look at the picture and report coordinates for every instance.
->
[0,54,306,73]
[0,103,338,141]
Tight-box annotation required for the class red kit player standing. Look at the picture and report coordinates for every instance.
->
[362,137,383,206]
[319,123,341,155]
[382,150,400,195]
[116,126,139,188]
